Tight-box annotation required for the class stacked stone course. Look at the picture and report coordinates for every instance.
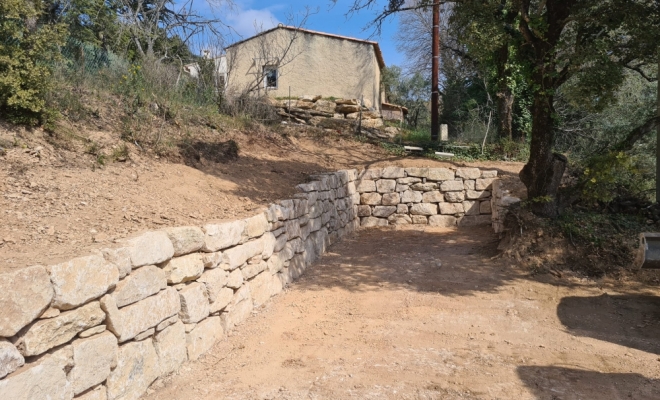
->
[355,167,498,228]
[0,166,513,399]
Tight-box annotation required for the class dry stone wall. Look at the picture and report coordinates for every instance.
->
[0,166,512,400]
[0,169,361,400]
[354,167,498,228]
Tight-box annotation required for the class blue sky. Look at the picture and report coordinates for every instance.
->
[213,0,404,67]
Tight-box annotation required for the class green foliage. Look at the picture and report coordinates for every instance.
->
[579,152,655,204]
[556,209,647,250]
[382,65,430,129]
[0,0,66,125]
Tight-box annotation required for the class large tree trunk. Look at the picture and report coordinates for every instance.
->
[519,91,567,217]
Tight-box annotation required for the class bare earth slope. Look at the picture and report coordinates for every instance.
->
[0,126,523,273]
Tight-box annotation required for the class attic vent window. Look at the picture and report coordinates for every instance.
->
[264,66,278,89]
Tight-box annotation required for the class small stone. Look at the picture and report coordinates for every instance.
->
[0,340,24,379]
[78,325,106,338]
[464,180,476,190]
[410,183,437,191]
[198,269,229,303]
[209,287,234,313]
[178,283,209,324]
[40,307,60,319]
[226,269,243,289]
[133,328,155,341]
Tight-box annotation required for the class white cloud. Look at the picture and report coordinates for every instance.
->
[226,7,281,40]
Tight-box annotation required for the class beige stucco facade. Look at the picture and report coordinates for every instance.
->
[225,27,385,111]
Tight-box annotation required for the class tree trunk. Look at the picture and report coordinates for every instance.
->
[496,88,514,140]
[519,92,567,217]
[495,44,513,140]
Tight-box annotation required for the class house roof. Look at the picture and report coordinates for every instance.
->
[226,25,386,70]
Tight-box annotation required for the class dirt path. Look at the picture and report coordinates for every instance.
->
[143,226,660,400]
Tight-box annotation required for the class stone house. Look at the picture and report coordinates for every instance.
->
[222,25,386,111]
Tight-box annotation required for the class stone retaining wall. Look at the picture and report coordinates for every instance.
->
[354,167,498,228]
[0,167,511,400]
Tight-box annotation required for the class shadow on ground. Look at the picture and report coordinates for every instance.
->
[557,294,660,355]
[517,366,660,400]
[294,226,523,297]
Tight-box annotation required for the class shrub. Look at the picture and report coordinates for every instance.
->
[0,0,66,125]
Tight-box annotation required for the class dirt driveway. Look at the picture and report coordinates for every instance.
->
[143,226,660,400]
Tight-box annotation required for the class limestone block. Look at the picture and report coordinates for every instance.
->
[267,252,286,274]
[360,192,382,205]
[439,203,465,215]
[220,294,252,331]
[456,168,481,180]
[266,204,283,222]
[40,307,60,319]
[48,255,119,311]
[102,247,132,278]
[202,220,246,252]
[0,341,24,379]
[296,182,319,192]
[381,192,400,206]
[261,232,277,260]
[412,215,428,224]
[410,183,437,191]
[358,168,382,180]
[274,233,288,252]
[226,269,243,289]
[444,191,465,203]
[160,253,203,284]
[361,217,388,227]
[154,320,187,376]
[440,180,464,192]
[422,191,444,203]
[112,265,166,308]
[284,219,302,240]
[372,206,397,218]
[209,288,234,313]
[249,271,274,307]
[429,215,457,228]
[106,339,159,400]
[79,325,106,338]
[314,99,336,113]
[458,215,492,227]
[178,283,209,324]
[101,288,180,343]
[463,201,480,216]
[401,190,422,203]
[346,181,357,195]
[480,200,492,214]
[155,315,178,332]
[279,200,295,220]
[244,213,269,238]
[381,166,405,179]
[388,214,412,225]
[464,180,476,191]
[410,203,438,216]
[125,231,175,268]
[376,179,396,193]
[287,238,304,254]
[16,301,105,357]
[223,238,265,270]
[162,226,204,257]
[70,332,118,395]
[405,168,429,178]
[76,386,106,400]
[0,265,53,337]
[427,168,455,181]
[335,98,358,105]
[396,204,408,214]
[241,261,267,280]
[198,269,228,303]
[0,354,73,400]
[355,179,376,192]
[466,190,491,200]
[476,178,496,190]
[201,251,224,270]
[357,205,372,217]
[187,316,223,361]
[481,170,498,178]
[397,177,422,184]
[293,199,309,218]
[308,217,323,233]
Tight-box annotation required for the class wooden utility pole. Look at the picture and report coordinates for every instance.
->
[431,1,440,141]
[657,52,660,202]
